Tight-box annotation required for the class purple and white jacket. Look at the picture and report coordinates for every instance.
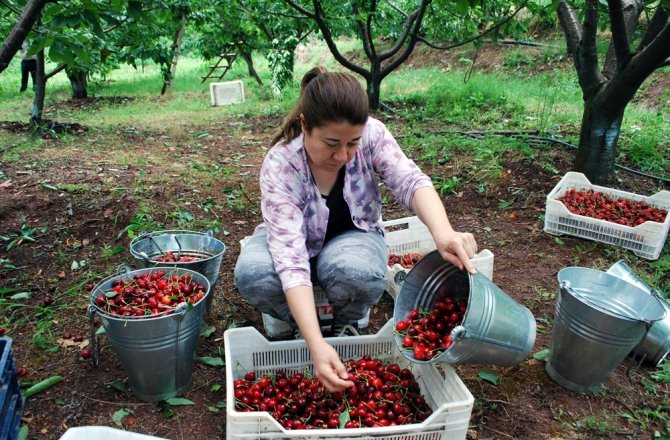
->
[258,117,433,291]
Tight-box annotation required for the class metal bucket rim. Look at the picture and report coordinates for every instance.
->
[558,267,666,323]
[393,251,534,365]
[89,266,211,320]
[129,230,226,265]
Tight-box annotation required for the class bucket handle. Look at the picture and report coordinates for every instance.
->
[87,306,101,368]
[561,281,662,325]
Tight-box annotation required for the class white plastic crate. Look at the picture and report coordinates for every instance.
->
[209,80,245,106]
[544,172,670,260]
[384,216,495,300]
[59,426,165,439]
[239,237,370,338]
[224,321,474,440]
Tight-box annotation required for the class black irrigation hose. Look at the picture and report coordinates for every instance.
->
[432,129,670,185]
[518,135,670,185]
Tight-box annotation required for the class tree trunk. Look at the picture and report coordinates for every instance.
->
[31,48,46,123]
[366,75,381,111]
[68,69,88,99]
[239,48,262,86]
[0,0,48,74]
[366,61,382,110]
[161,15,187,96]
[575,98,626,184]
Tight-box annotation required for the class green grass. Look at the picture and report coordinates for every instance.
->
[1,40,667,182]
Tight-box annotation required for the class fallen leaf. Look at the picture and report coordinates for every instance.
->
[82,239,90,246]
[56,338,89,349]
[0,181,14,189]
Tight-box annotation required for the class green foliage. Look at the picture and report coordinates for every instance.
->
[268,35,298,98]
[0,223,46,251]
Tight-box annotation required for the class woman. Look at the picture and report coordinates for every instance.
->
[235,67,478,392]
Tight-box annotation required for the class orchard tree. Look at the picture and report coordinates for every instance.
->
[557,0,670,184]
[194,1,270,87]
[231,0,314,94]
[285,0,529,110]
[286,0,432,110]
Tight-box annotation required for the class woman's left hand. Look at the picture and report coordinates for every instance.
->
[433,230,478,274]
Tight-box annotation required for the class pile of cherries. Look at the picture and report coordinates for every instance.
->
[93,270,207,318]
[388,252,423,269]
[152,251,203,263]
[395,295,468,361]
[234,355,432,430]
[558,188,668,226]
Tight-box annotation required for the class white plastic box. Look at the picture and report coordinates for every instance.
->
[224,321,474,440]
[59,426,165,439]
[384,216,495,300]
[544,172,670,260]
[209,80,245,106]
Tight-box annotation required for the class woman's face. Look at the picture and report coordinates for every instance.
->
[302,118,365,173]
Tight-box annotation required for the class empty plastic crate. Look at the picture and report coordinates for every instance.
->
[384,216,495,299]
[544,172,670,260]
[1,337,25,440]
[209,80,245,106]
[224,321,474,440]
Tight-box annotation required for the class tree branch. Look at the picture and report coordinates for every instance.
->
[616,21,670,95]
[386,0,407,18]
[381,0,430,76]
[378,6,420,60]
[558,0,606,99]
[581,0,601,77]
[0,0,21,15]
[603,0,643,77]
[284,0,315,18]
[292,0,368,78]
[0,0,48,74]
[637,2,668,52]
[417,0,529,51]
[607,0,631,69]
[352,1,376,60]
[45,63,66,79]
[557,1,582,55]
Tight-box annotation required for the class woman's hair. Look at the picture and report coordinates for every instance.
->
[270,67,369,146]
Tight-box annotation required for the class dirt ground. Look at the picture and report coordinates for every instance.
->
[1,48,670,439]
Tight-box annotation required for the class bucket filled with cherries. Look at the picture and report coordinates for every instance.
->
[393,250,536,366]
[88,266,210,402]
[129,230,226,315]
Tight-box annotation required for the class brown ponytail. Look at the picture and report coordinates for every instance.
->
[270,66,368,146]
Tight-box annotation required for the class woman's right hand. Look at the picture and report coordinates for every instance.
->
[308,338,354,393]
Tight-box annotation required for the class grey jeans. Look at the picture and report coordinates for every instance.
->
[234,227,387,325]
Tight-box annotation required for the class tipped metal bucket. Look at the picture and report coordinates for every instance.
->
[393,250,536,366]
[129,230,225,316]
[606,260,670,367]
[89,267,210,402]
[546,267,666,393]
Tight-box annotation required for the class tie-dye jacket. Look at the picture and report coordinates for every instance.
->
[258,117,433,292]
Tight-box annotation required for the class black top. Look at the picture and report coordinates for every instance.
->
[322,167,358,243]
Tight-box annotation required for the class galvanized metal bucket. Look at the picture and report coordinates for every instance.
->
[393,250,536,366]
[129,230,225,315]
[89,266,210,402]
[546,267,666,393]
[606,260,670,367]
